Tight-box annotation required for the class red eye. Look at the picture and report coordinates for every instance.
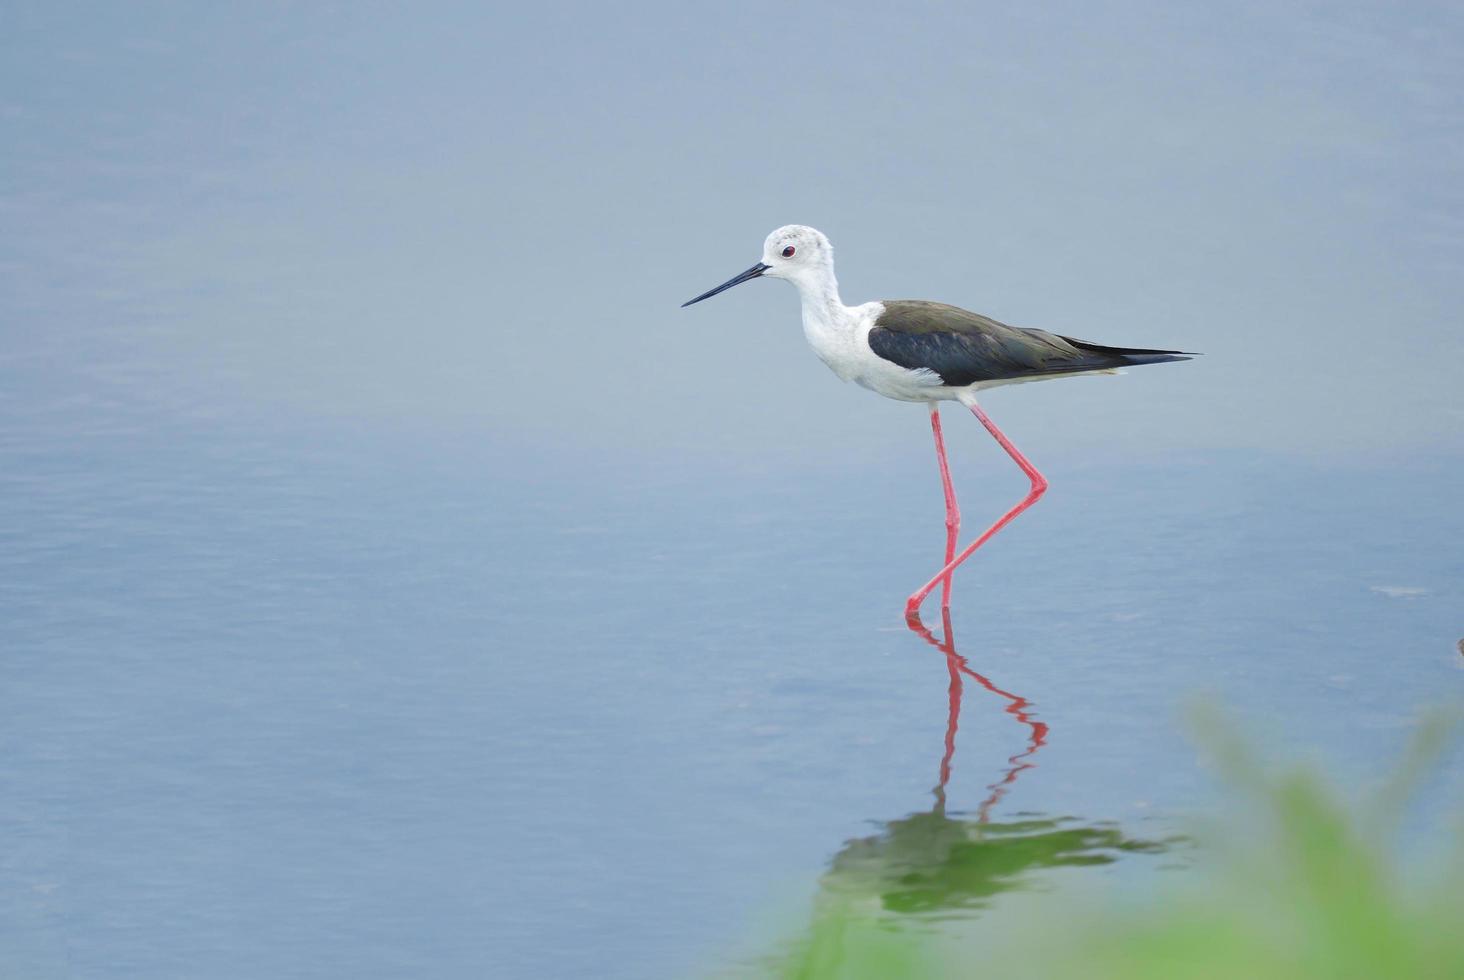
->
[782,245,796,258]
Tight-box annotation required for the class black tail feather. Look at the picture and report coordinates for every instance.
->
[1059,335,1200,358]
[1058,335,1199,368]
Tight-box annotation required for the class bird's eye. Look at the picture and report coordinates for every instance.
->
[782,245,796,258]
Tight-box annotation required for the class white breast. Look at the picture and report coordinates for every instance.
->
[801,301,947,402]
[799,301,865,382]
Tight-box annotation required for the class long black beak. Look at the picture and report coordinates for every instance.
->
[681,262,770,308]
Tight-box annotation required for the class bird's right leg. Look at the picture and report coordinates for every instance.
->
[928,402,961,610]
[906,397,1048,623]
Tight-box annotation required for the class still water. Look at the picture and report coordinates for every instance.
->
[5,2,1463,975]
[2,409,1460,978]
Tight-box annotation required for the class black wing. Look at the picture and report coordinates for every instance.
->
[867,300,1191,387]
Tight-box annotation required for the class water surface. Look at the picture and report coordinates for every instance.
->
[3,411,1459,977]
[4,4,1462,976]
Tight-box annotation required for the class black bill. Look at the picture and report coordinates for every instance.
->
[681,262,770,308]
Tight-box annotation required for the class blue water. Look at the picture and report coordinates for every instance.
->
[5,2,1463,975]
[2,402,1459,977]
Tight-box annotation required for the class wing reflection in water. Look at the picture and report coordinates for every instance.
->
[812,608,1173,918]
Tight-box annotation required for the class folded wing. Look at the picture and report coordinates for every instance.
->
[868,300,1192,387]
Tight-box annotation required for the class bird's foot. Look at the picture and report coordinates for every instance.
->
[904,595,926,627]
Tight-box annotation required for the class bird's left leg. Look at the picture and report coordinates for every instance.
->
[905,397,1048,623]
[928,402,961,610]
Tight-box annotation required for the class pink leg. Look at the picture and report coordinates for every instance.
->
[906,604,1048,822]
[928,404,961,610]
[905,400,1048,622]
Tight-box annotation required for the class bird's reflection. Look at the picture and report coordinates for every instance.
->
[807,608,1171,918]
[907,605,1048,822]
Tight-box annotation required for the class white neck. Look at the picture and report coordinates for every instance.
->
[789,260,865,384]
[790,262,847,323]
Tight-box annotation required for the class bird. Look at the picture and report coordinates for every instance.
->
[681,225,1194,621]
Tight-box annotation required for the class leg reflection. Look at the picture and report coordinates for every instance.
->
[906,606,1048,822]
[797,620,1169,930]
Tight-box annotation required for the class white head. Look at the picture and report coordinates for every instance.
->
[759,224,833,281]
[681,224,836,308]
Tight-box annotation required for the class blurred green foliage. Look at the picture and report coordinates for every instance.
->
[762,707,1462,980]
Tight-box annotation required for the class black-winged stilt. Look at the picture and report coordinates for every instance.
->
[682,225,1194,621]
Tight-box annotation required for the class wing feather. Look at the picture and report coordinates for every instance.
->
[868,300,1190,386]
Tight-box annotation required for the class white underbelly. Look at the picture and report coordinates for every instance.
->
[969,367,1123,391]
[850,365,948,402]
[850,361,1124,401]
